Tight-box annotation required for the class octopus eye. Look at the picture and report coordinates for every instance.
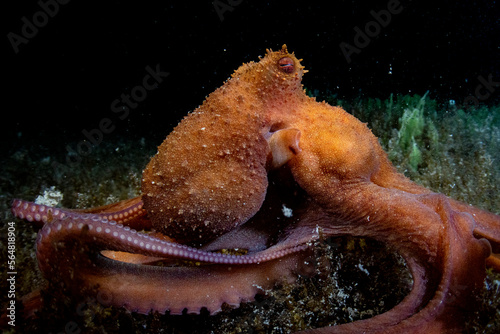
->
[278,57,295,74]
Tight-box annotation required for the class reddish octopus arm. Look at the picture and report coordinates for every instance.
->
[10,198,313,315]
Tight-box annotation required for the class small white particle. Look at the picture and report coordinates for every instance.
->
[282,204,293,217]
[357,263,370,275]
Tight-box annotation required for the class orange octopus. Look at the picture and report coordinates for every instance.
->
[10,45,500,333]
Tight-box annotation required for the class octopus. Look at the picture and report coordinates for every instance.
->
[9,45,500,333]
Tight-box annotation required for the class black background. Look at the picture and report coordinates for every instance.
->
[3,0,499,147]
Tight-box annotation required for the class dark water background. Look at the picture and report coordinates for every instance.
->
[3,0,499,146]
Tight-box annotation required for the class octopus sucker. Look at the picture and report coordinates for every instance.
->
[8,45,500,333]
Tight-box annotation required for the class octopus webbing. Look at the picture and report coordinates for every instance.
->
[10,45,500,333]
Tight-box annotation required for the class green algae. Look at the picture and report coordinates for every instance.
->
[396,91,427,171]
[1,93,499,333]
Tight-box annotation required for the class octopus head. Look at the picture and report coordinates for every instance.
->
[230,45,306,102]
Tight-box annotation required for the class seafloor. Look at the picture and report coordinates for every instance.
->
[1,93,499,333]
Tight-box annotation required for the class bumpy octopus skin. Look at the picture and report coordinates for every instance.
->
[9,45,500,333]
[140,51,303,244]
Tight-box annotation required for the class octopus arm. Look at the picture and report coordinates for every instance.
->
[75,196,150,230]
[73,250,308,315]
[12,199,315,315]
[288,137,492,333]
[293,195,491,334]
